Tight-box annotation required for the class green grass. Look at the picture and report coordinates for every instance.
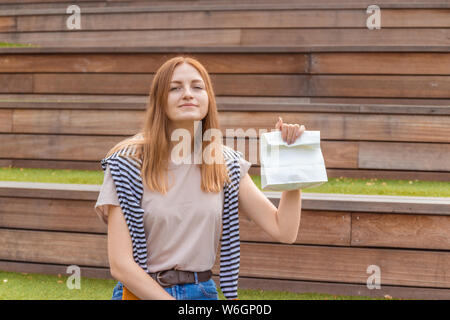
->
[250,175,450,198]
[0,271,391,300]
[0,42,35,48]
[1,166,449,197]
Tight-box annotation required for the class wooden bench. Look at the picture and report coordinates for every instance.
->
[0,181,449,299]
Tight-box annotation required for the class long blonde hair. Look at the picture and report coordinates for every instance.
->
[105,56,230,194]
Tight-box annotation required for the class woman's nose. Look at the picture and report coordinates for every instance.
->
[182,87,194,98]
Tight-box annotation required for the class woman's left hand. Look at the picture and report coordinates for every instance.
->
[275,117,306,145]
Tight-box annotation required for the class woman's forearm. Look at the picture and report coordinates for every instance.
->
[276,189,302,244]
[112,261,176,300]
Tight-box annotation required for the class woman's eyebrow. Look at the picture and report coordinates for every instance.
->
[170,79,204,84]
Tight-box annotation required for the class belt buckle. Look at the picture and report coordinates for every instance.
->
[156,271,171,287]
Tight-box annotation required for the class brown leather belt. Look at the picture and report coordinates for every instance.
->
[150,269,212,288]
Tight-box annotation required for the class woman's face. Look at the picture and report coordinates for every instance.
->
[166,63,209,128]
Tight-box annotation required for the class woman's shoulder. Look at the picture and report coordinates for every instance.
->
[102,144,142,172]
[222,145,244,161]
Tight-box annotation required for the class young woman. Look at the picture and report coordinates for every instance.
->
[94,56,305,300]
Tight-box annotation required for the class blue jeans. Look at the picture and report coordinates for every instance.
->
[111,278,219,300]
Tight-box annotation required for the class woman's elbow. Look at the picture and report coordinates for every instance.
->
[109,259,134,282]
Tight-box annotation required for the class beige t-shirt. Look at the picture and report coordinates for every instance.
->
[94,156,251,273]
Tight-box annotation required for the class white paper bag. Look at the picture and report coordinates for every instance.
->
[260,130,328,191]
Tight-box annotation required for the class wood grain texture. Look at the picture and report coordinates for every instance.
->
[6,73,447,98]
[11,109,143,135]
[0,16,15,31]
[0,53,307,73]
[2,28,449,48]
[352,213,450,250]
[14,9,450,32]
[240,210,351,246]
[0,228,108,267]
[0,75,33,93]
[0,197,106,233]
[359,141,450,171]
[310,52,450,75]
[0,134,122,161]
[211,242,450,288]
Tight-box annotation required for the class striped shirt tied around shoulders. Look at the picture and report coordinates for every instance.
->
[100,145,243,300]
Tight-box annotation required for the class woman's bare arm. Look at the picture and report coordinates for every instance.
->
[107,205,175,300]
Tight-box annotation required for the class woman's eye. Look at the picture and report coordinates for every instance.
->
[170,87,203,91]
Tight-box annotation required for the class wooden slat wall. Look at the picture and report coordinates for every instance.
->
[0,50,448,180]
[0,2,449,299]
[0,1,449,47]
[0,185,449,298]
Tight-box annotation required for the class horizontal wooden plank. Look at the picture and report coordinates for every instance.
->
[213,242,450,288]
[9,109,143,136]
[0,228,108,267]
[2,0,449,16]
[1,45,449,54]
[0,16,15,32]
[6,109,449,143]
[9,74,447,98]
[241,28,450,47]
[359,142,450,171]
[0,29,242,47]
[309,75,450,99]
[241,210,351,246]
[0,108,12,132]
[219,112,450,143]
[1,51,449,75]
[311,52,450,75]
[309,96,450,106]
[14,9,450,32]
[352,213,450,250]
[1,28,449,48]
[0,197,106,233]
[0,53,308,74]
[0,134,120,161]
[0,74,33,93]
